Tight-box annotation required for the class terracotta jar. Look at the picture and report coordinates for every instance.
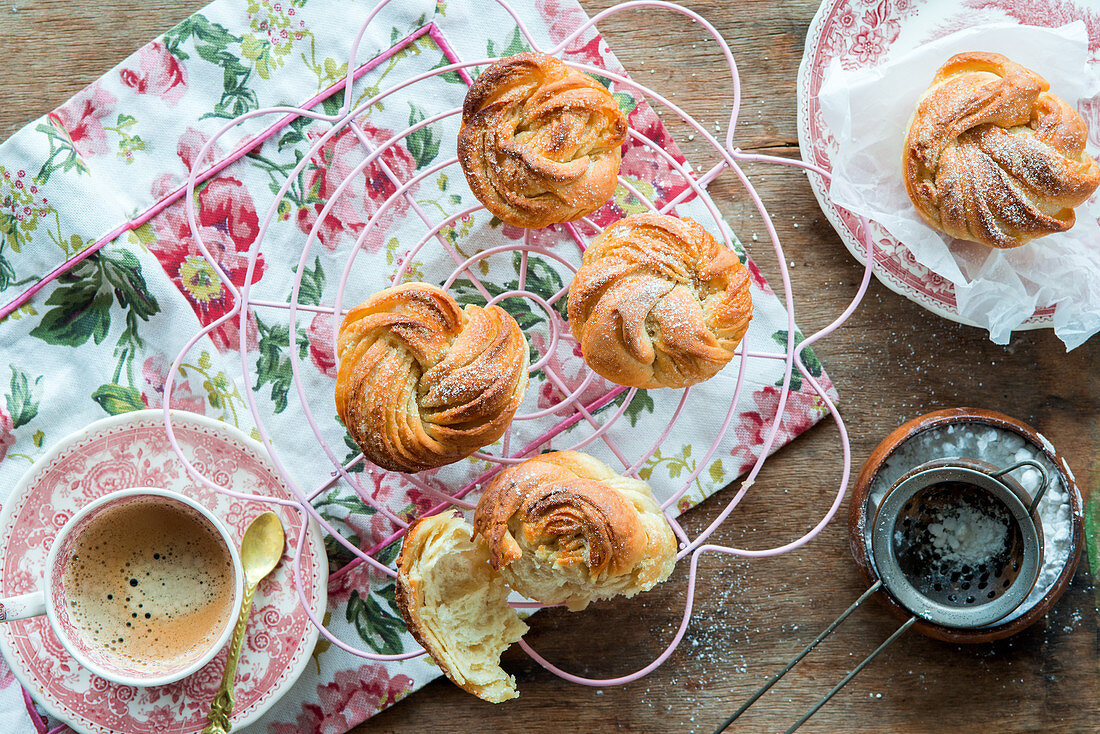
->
[848,408,1084,643]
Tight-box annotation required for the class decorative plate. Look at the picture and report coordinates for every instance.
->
[796,0,1099,329]
[0,410,328,734]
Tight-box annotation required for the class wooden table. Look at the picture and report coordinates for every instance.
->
[2,1,1096,732]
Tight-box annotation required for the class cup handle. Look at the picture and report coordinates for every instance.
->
[0,590,46,622]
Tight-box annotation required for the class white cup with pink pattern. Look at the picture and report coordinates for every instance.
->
[0,487,244,687]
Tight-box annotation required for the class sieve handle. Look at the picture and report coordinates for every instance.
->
[712,580,915,734]
[781,616,917,733]
[988,459,1048,514]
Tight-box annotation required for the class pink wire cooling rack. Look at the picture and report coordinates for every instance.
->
[158,0,877,687]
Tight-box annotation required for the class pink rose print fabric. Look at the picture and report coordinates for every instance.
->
[148,179,266,351]
[49,82,118,158]
[0,0,838,732]
[148,141,266,351]
[307,312,337,377]
[119,41,188,106]
[295,123,418,252]
[267,664,413,734]
[140,354,208,414]
[0,408,13,465]
[730,376,838,475]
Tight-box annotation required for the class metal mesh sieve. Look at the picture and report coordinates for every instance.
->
[716,458,1049,734]
[870,459,1045,629]
[892,482,1023,606]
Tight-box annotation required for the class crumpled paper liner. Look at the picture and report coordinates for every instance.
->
[819,21,1100,349]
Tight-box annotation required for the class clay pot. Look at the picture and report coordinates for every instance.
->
[848,408,1084,643]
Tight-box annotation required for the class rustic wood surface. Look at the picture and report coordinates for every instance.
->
[1,1,1096,732]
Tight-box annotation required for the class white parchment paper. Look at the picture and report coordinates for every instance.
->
[819,22,1100,349]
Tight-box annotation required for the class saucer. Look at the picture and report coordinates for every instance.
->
[0,410,328,734]
[796,0,1099,329]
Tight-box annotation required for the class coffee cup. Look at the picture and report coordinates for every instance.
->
[0,487,244,687]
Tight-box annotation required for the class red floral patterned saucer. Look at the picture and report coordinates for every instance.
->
[797,0,1100,328]
[0,410,327,734]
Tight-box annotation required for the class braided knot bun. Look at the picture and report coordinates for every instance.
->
[473,451,676,611]
[335,283,529,473]
[904,52,1100,248]
[458,52,628,228]
[395,513,527,703]
[567,213,753,389]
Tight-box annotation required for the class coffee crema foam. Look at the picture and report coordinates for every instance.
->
[62,498,235,673]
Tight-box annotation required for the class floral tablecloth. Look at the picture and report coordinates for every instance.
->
[0,0,836,731]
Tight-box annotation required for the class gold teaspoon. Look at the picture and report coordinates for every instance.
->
[202,511,285,734]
